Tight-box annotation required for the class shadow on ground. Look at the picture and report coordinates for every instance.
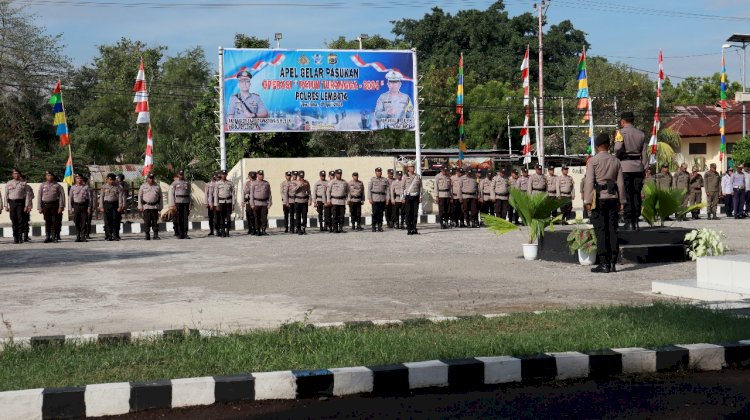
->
[0,249,178,269]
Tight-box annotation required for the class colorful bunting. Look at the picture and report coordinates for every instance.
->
[520,47,532,164]
[457,52,465,160]
[142,125,154,177]
[576,49,589,120]
[63,152,74,186]
[648,50,664,165]
[49,81,70,146]
[720,50,727,162]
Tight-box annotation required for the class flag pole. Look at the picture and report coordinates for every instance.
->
[59,81,74,183]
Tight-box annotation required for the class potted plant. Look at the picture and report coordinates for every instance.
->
[566,219,597,265]
[641,183,705,227]
[499,189,569,260]
[684,228,728,261]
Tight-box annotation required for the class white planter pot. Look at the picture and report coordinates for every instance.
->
[577,249,596,266]
[522,243,538,260]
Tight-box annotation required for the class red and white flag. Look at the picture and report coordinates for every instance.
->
[648,50,664,165]
[520,47,531,164]
[133,58,150,124]
[142,125,154,177]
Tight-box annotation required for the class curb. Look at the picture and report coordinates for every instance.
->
[3,340,749,419]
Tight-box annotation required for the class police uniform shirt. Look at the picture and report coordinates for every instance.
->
[614,125,647,173]
[374,92,413,128]
[327,179,349,205]
[293,179,311,204]
[516,175,530,191]
[169,180,191,205]
[460,175,477,199]
[490,176,510,201]
[672,170,690,190]
[213,179,234,206]
[558,175,575,198]
[205,181,216,207]
[655,172,673,190]
[545,174,559,195]
[138,183,163,210]
[313,179,329,203]
[450,174,462,199]
[368,176,390,202]
[583,152,626,205]
[280,180,290,205]
[347,180,365,203]
[227,93,268,119]
[100,184,126,208]
[689,173,704,192]
[403,173,422,197]
[704,170,721,193]
[479,178,493,200]
[69,185,93,210]
[527,173,547,193]
[389,178,405,203]
[38,181,65,211]
[243,180,255,203]
[250,180,272,207]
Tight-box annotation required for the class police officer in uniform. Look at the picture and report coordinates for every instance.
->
[281,171,292,233]
[479,170,494,217]
[614,111,647,231]
[385,169,395,228]
[704,163,721,220]
[213,170,234,237]
[389,170,405,229]
[293,170,312,235]
[69,174,93,242]
[205,172,217,236]
[368,167,389,232]
[672,163,690,220]
[655,164,673,191]
[99,173,125,241]
[226,69,269,120]
[243,171,257,235]
[38,171,65,243]
[433,166,452,228]
[450,168,463,227]
[545,166,559,217]
[517,167,530,192]
[115,174,128,238]
[509,169,520,224]
[558,166,575,221]
[527,164,547,195]
[169,169,191,239]
[325,170,336,232]
[327,169,349,233]
[688,166,704,220]
[250,170,272,235]
[5,168,32,244]
[491,168,510,219]
[348,172,365,230]
[403,161,422,235]
[584,133,626,274]
[374,70,414,129]
[461,169,479,228]
[313,170,329,231]
[83,175,94,240]
[138,172,163,240]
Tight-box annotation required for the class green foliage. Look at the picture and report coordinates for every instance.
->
[663,72,743,106]
[641,182,706,227]
[729,136,750,167]
[566,226,596,255]
[481,213,519,236]
[508,189,569,244]
[684,228,728,261]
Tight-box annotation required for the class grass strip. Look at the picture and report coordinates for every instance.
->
[1,303,748,392]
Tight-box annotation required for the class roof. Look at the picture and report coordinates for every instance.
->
[87,164,144,184]
[662,102,743,138]
[377,148,511,157]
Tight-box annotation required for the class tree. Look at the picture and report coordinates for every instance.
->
[730,136,750,167]
[663,73,743,106]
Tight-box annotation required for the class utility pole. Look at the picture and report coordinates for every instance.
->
[535,1,547,168]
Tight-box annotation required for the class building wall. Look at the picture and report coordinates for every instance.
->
[678,133,742,171]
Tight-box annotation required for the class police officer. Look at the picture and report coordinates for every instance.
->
[169,170,191,239]
[655,164,673,191]
[584,133,626,274]
[389,170,405,229]
[5,168,32,244]
[281,171,292,233]
[545,165,559,217]
[38,170,65,243]
[226,69,269,120]
[325,170,336,232]
[82,174,94,240]
[527,164,547,195]
[69,174,93,242]
[327,169,349,233]
[461,169,479,228]
[243,171,257,235]
[509,169,520,224]
[205,172,217,236]
[704,163,721,220]
[99,173,125,241]
[433,166,452,229]
[374,70,414,129]
[688,166,704,220]
[313,170,329,231]
[385,169,395,228]
[517,167,530,192]
[116,174,129,237]
[250,170,272,235]
[138,172,163,240]
[722,168,734,217]
[213,170,234,237]
[368,167,389,232]
[348,172,365,231]
[479,170,494,217]
[450,168,464,227]
[403,161,422,235]
[644,167,655,187]
[293,170,312,235]
[614,111,647,231]
[491,168,510,219]
[21,174,34,241]
[558,166,575,221]
[672,163,690,220]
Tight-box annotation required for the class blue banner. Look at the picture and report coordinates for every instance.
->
[222,48,416,133]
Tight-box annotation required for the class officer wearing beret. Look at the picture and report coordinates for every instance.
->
[369,167,390,232]
[281,171,292,233]
[99,173,126,241]
[69,173,94,242]
[348,172,365,231]
[138,172,163,240]
[213,169,234,237]
[244,171,257,235]
[313,170,329,231]
[389,170,405,229]
[250,170,272,235]
[614,111,647,231]
[293,170,312,235]
[169,169,191,239]
[38,170,65,243]
[226,69,268,120]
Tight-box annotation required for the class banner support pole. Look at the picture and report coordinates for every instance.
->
[218,46,227,171]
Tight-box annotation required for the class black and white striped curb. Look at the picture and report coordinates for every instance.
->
[2,340,749,419]
[0,215,439,238]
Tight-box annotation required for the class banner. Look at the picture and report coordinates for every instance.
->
[222,48,416,133]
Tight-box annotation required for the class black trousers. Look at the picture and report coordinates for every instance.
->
[560,198,573,221]
[372,201,386,225]
[591,199,619,263]
[324,204,333,229]
[385,203,394,227]
[480,196,493,215]
[86,210,93,235]
[218,203,232,232]
[349,202,362,226]
[494,199,509,219]
[734,189,745,216]
[103,201,119,237]
[42,201,60,237]
[451,199,462,224]
[332,205,345,228]
[437,197,451,225]
[392,202,404,226]
[207,207,215,233]
[73,203,89,236]
[143,209,159,234]
[294,202,308,230]
[253,206,268,231]
[462,197,477,224]
[316,202,325,228]
[9,199,25,238]
[245,204,255,232]
[404,196,419,232]
[174,202,189,238]
[725,194,734,216]
[623,172,644,225]
[283,204,291,229]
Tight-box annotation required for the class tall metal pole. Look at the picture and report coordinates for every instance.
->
[412,49,422,178]
[536,0,546,168]
[507,112,512,161]
[218,46,227,171]
[743,41,747,139]
[560,96,567,156]
[533,97,539,168]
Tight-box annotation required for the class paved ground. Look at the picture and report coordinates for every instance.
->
[107,369,750,419]
[1,218,747,338]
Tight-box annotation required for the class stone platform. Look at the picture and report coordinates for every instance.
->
[652,255,750,301]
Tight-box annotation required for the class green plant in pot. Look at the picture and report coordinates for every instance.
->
[641,183,705,227]
[566,218,597,265]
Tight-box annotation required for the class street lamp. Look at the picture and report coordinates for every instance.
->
[357,34,369,50]
[725,34,750,139]
[274,32,283,49]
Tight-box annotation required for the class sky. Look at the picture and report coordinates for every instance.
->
[18,0,750,86]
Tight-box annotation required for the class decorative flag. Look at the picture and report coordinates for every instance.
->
[648,50,664,165]
[457,53,466,160]
[133,58,150,124]
[142,125,154,177]
[520,47,532,164]
[63,151,74,186]
[49,81,70,146]
[576,49,590,121]
[720,50,727,162]
[351,55,412,82]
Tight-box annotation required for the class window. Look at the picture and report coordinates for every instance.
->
[688,143,707,155]
[728,143,736,154]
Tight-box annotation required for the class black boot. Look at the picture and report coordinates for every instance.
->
[24,232,31,242]
[153,229,160,240]
[591,259,610,273]
[44,233,52,243]
[208,230,215,236]
[145,232,151,240]
[377,223,384,232]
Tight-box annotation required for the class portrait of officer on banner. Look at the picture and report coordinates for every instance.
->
[373,69,414,129]
[226,69,269,126]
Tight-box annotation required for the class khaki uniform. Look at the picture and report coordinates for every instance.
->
[347,179,365,229]
[250,180,272,233]
[169,180,191,239]
[545,175,559,197]
[205,180,216,235]
[433,173,451,227]
[672,170,690,209]
[558,175,575,221]
[327,179,349,232]
[138,183,163,238]
[402,172,422,233]
[313,179,329,230]
[460,175,478,227]
[479,178,493,216]
[5,180,31,242]
[584,151,626,264]
[389,177,405,228]
[450,174,463,226]
[516,175,530,192]
[100,183,126,239]
[614,125,647,227]
[281,179,294,232]
[243,180,256,234]
[527,173,547,194]
[368,176,390,229]
[704,170,721,218]
[213,179,234,234]
[655,172,672,190]
[292,179,311,233]
[38,181,65,241]
[491,176,510,219]
[688,173,704,219]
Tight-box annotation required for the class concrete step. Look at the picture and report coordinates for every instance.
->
[620,244,686,264]
[652,279,750,301]
[697,256,750,292]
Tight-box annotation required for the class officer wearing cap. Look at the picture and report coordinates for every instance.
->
[491,168,511,220]
[38,170,65,243]
[369,167,389,232]
[655,164,672,191]
[99,173,126,241]
[374,70,414,129]
[403,161,422,235]
[115,174,129,238]
[324,170,336,231]
[584,132,625,273]
[545,165,559,217]
[226,69,269,120]
[516,167,530,193]
[250,170,272,235]
[243,171,258,235]
[326,169,349,233]
[558,166,575,221]
[313,170,329,231]
[479,170,494,218]
[460,168,479,228]
[389,170,405,229]
[450,167,463,227]
[672,163,690,219]
[82,174,94,240]
[292,170,312,235]
[289,171,300,233]
[213,170,234,237]
[348,172,365,231]
[527,164,547,195]
[704,163,721,220]
[433,165,452,229]
[614,111,647,230]
[169,169,191,239]
[205,172,218,236]
[138,172,163,240]
[385,168,396,228]
[21,173,34,241]
[69,173,93,242]
[688,165,704,220]
[509,169,521,224]
[281,171,292,233]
